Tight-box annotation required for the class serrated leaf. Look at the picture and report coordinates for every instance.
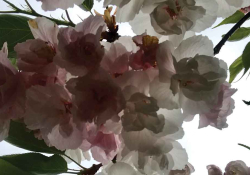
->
[0,159,33,175]
[213,10,245,28]
[222,27,250,42]
[0,14,34,58]
[80,0,94,12]
[229,56,244,83]
[0,153,67,175]
[242,42,250,75]
[5,121,64,154]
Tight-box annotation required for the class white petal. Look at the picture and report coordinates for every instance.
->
[193,0,218,32]
[174,35,214,61]
[116,0,145,22]
[129,11,162,36]
[28,17,59,45]
[149,78,179,110]
[107,162,138,175]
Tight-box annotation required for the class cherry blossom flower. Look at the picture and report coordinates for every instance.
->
[0,43,26,141]
[100,40,131,76]
[28,17,59,45]
[14,17,65,87]
[150,35,228,116]
[225,160,250,175]
[81,127,121,164]
[109,0,218,38]
[207,165,223,175]
[129,33,159,70]
[120,106,188,174]
[37,0,85,11]
[197,82,237,129]
[55,15,106,76]
[15,39,57,76]
[23,84,82,150]
[66,68,125,126]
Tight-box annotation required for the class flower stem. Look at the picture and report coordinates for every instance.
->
[68,168,80,171]
[214,11,250,55]
[238,143,250,150]
[63,154,86,170]
[66,172,79,174]
[1,0,75,27]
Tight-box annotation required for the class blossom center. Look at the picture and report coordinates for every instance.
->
[163,1,182,20]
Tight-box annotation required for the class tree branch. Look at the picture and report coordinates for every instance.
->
[80,164,102,175]
[214,11,250,55]
[1,0,75,27]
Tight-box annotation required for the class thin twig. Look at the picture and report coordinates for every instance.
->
[68,168,80,172]
[238,143,250,150]
[214,11,250,55]
[63,154,86,170]
[65,10,75,26]
[24,0,36,13]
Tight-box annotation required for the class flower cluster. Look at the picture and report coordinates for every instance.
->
[207,160,250,175]
[1,0,249,174]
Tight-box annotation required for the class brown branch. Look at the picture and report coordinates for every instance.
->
[214,11,250,55]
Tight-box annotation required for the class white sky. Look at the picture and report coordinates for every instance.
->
[0,0,250,174]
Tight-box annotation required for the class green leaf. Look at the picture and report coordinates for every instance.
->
[242,42,250,74]
[0,14,34,58]
[229,56,244,83]
[5,121,64,154]
[0,153,67,175]
[0,159,33,175]
[213,10,245,28]
[80,0,94,12]
[222,27,250,42]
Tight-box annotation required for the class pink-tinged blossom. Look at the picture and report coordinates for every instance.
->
[207,165,223,175]
[129,34,159,70]
[55,16,106,76]
[86,130,121,164]
[23,84,85,150]
[28,17,59,45]
[37,0,84,11]
[15,39,57,76]
[198,82,237,130]
[225,160,250,175]
[15,17,65,87]
[100,41,130,76]
[0,43,26,141]
[66,69,125,126]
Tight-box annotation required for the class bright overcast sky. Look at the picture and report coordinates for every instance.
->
[0,0,250,174]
